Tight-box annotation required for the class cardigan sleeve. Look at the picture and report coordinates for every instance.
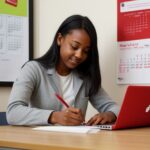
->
[6,61,52,125]
[90,87,120,117]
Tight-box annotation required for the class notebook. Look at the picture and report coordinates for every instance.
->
[99,85,150,130]
[33,126,100,133]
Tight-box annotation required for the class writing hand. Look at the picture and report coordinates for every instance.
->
[49,107,85,126]
[86,111,117,126]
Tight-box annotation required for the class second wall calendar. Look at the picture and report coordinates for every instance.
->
[117,0,150,84]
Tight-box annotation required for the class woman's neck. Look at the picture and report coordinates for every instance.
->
[56,65,71,76]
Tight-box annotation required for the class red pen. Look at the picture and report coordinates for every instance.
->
[55,93,86,125]
[55,93,70,108]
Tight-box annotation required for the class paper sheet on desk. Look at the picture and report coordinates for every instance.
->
[33,126,100,133]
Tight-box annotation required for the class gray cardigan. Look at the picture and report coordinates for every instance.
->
[6,61,119,125]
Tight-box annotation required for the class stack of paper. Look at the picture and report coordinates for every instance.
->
[33,126,100,133]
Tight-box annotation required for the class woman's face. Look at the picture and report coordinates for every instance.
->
[56,29,91,75]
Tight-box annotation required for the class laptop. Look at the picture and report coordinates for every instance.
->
[99,85,150,130]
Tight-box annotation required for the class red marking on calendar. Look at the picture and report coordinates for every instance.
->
[5,0,17,7]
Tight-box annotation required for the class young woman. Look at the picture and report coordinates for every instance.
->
[7,15,119,126]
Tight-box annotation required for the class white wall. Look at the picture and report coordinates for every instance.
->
[0,0,127,120]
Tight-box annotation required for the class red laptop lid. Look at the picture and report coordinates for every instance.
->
[115,86,150,129]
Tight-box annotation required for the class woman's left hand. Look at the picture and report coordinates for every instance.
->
[86,111,117,126]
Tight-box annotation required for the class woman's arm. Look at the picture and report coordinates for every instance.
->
[6,61,51,125]
[88,88,120,125]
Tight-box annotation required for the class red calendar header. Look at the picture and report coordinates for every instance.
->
[118,0,150,41]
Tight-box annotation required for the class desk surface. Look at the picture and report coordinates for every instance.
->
[0,126,150,150]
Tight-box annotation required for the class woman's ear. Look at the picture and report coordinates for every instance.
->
[57,33,63,46]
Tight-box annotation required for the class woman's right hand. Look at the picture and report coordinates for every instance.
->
[49,107,85,126]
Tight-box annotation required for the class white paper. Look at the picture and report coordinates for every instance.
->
[0,12,29,82]
[33,126,100,134]
[117,39,150,84]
